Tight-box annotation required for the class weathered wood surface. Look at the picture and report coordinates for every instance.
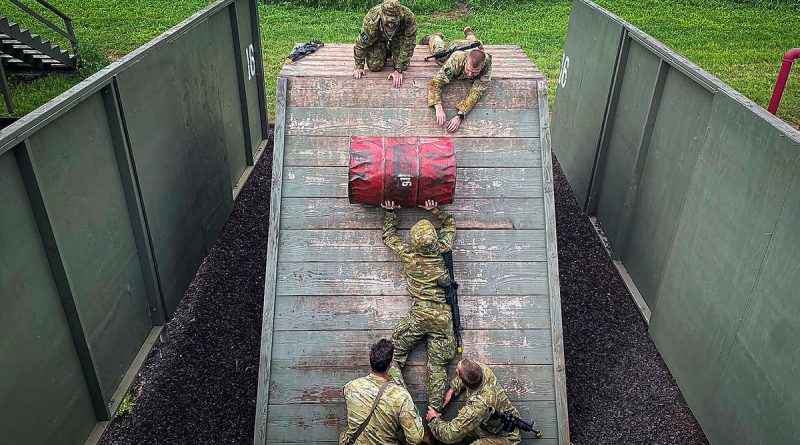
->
[270,329,553,367]
[259,44,567,444]
[284,136,542,168]
[286,106,539,138]
[273,295,551,330]
[265,401,558,442]
[280,198,546,230]
[288,77,539,108]
[268,364,555,403]
[275,261,549,296]
[283,166,543,198]
[278,229,546,262]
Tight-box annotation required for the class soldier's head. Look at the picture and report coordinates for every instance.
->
[380,0,402,32]
[457,359,484,390]
[410,219,438,252]
[370,339,394,373]
[465,50,486,78]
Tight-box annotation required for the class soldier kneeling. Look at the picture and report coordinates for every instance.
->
[341,339,425,445]
[426,358,522,445]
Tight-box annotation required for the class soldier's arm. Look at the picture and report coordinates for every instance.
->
[427,57,456,107]
[353,13,376,68]
[395,14,418,71]
[456,57,493,116]
[436,210,456,253]
[398,391,425,444]
[382,211,411,255]
[429,403,484,444]
[449,373,466,399]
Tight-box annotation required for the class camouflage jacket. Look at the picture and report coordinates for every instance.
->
[429,362,522,444]
[382,210,456,303]
[340,374,424,445]
[427,51,493,116]
[353,4,417,70]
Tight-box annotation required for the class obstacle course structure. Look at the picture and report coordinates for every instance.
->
[254,44,568,444]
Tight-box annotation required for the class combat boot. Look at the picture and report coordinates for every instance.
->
[419,33,444,45]
[463,26,475,38]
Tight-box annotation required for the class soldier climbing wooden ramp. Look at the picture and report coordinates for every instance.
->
[254,44,568,444]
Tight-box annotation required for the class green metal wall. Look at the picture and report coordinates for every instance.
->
[0,1,266,444]
[553,1,800,444]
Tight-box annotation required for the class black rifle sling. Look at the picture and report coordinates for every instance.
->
[346,381,391,445]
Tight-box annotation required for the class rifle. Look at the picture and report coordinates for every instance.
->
[285,41,324,64]
[424,40,482,61]
[481,407,543,439]
[438,251,462,354]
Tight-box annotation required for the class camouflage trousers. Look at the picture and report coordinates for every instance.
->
[364,39,415,71]
[428,32,481,66]
[389,300,455,411]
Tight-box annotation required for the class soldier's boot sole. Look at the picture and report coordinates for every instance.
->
[463,26,475,38]
[419,33,444,45]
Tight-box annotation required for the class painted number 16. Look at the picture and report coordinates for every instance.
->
[559,53,570,88]
[245,44,256,80]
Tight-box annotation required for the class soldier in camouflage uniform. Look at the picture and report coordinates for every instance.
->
[353,0,418,88]
[420,27,492,133]
[341,339,425,445]
[380,199,456,413]
[426,359,522,445]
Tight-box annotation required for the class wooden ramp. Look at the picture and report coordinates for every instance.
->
[255,44,568,445]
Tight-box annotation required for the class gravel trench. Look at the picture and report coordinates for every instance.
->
[100,136,708,444]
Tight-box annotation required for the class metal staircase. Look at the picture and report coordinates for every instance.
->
[1,0,77,113]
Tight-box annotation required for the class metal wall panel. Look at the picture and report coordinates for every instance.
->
[209,10,249,188]
[116,43,218,318]
[550,0,623,207]
[620,69,712,308]
[25,93,154,402]
[593,41,661,245]
[0,153,96,445]
[235,0,266,151]
[649,92,800,444]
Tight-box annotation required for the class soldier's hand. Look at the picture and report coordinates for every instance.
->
[388,71,403,88]
[381,200,401,210]
[434,104,447,127]
[353,68,366,79]
[446,115,462,133]
[442,388,453,407]
[426,406,442,422]
[419,200,438,212]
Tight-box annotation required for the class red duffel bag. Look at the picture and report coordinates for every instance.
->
[349,136,456,206]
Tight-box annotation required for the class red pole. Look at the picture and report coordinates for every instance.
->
[767,48,800,115]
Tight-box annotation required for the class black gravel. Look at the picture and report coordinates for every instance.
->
[99,129,273,445]
[554,157,708,445]
[100,136,708,444]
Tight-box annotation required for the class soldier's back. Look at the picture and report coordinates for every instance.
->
[341,374,421,445]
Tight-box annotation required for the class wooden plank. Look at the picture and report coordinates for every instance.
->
[288,77,538,108]
[295,43,531,57]
[268,363,555,404]
[283,136,542,168]
[265,401,558,442]
[281,63,543,79]
[286,106,539,138]
[270,329,553,366]
[278,229,547,262]
[283,166,543,198]
[254,76,287,445]
[538,79,570,445]
[280,198,546,230]
[273,295,551,330]
[275,261,549,296]
[283,58,538,70]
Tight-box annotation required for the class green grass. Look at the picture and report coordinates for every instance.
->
[3,0,799,124]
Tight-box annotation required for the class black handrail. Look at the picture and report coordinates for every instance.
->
[6,0,77,54]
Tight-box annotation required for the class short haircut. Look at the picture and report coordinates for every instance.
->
[467,49,486,67]
[370,339,394,373]
[459,359,483,389]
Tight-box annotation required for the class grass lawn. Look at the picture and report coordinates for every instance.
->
[2,0,799,124]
